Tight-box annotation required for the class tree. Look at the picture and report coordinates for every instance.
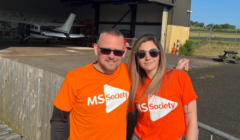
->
[194,21,198,27]
[207,24,214,28]
[198,23,204,27]
[190,20,194,26]
[213,24,221,29]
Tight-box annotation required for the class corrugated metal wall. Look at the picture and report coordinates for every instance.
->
[99,3,163,38]
[168,0,191,27]
[0,0,71,16]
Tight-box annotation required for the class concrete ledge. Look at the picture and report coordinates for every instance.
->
[0,57,64,140]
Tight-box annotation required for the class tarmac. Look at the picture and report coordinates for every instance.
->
[0,39,240,139]
[0,39,221,77]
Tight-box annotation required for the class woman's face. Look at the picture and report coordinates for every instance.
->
[137,41,160,76]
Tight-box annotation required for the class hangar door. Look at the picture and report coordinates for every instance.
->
[98,2,168,48]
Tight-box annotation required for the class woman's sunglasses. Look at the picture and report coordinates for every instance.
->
[97,46,124,57]
[135,49,160,59]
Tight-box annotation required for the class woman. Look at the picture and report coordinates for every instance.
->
[127,34,198,140]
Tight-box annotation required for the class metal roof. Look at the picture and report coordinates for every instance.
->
[61,0,175,7]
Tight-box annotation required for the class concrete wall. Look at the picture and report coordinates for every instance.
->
[0,57,64,140]
[165,25,190,53]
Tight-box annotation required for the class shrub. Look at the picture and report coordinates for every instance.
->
[179,40,194,56]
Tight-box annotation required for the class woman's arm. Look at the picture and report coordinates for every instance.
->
[184,100,198,140]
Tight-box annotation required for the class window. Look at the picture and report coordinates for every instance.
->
[40,26,51,30]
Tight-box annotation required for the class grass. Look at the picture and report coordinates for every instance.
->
[199,75,215,79]
[190,31,240,38]
[190,39,240,45]
[191,40,240,58]
[190,27,240,33]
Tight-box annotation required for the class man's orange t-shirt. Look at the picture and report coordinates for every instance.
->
[131,69,198,140]
[53,63,131,140]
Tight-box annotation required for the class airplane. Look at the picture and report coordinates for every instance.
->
[0,13,85,44]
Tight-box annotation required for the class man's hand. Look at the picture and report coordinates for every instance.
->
[175,59,189,71]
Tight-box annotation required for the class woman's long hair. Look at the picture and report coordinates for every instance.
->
[127,34,166,111]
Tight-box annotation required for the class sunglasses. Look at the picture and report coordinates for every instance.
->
[136,49,160,59]
[97,46,125,57]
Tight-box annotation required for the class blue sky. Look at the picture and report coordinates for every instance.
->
[190,0,240,28]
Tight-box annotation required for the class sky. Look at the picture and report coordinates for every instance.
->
[190,0,240,28]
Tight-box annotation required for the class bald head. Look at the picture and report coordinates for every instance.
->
[98,28,124,45]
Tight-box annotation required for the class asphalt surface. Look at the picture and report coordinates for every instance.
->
[0,39,221,77]
[187,63,240,139]
[1,39,239,139]
[190,37,240,42]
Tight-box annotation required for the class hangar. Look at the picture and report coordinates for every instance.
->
[0,0,191,53]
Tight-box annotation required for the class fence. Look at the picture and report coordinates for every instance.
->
[197,122,240,140]
[0,57,64,140]
[189,27,240,48]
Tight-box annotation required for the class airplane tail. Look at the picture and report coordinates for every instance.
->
[54,13,76,34]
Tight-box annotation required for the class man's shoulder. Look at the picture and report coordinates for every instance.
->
[120,63,127,69]
[66,63,93,79]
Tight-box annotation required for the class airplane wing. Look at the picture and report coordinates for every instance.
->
[0,17,84,27]
[68,34,85,38]
[42,32,85,38]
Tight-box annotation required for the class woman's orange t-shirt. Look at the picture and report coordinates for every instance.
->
[54,63,131,140]
[131,69,198,140]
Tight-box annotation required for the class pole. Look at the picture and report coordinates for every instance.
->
[209,26,212,43]
[206,26,211,45]
[235,27,238,45]
[198,29,200,48]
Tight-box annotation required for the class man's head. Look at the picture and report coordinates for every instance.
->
[94,29,127,74]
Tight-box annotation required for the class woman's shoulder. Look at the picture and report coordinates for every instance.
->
[165,69,188,77]
[163,69,190,84]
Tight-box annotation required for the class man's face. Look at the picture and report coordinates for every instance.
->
[94,33,127,74]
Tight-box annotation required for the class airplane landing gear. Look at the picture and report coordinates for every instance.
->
[20,36,31,44]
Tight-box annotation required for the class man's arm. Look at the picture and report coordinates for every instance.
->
[50,106,70,140]
[184,100,198,140]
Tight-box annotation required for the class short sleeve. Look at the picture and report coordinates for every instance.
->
[178,71,198,106]
[53,73,76,112]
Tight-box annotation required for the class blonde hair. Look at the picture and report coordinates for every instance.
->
[127,34,166,111]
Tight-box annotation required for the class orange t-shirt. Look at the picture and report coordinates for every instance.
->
[131,69,198,140]
[53,62,132,140]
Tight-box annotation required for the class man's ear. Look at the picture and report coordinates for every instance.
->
[94,43,98,56]
[122,47,127,58]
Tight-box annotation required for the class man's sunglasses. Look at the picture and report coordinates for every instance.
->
[135,49,160,59]
[97,46,125,57]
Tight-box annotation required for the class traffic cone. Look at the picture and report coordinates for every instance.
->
[172,44,176,55]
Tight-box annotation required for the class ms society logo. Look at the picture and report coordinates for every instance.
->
[137,95,178,121]
[87,84,129,113]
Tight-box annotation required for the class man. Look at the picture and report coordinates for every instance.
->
[51,28,189,140]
